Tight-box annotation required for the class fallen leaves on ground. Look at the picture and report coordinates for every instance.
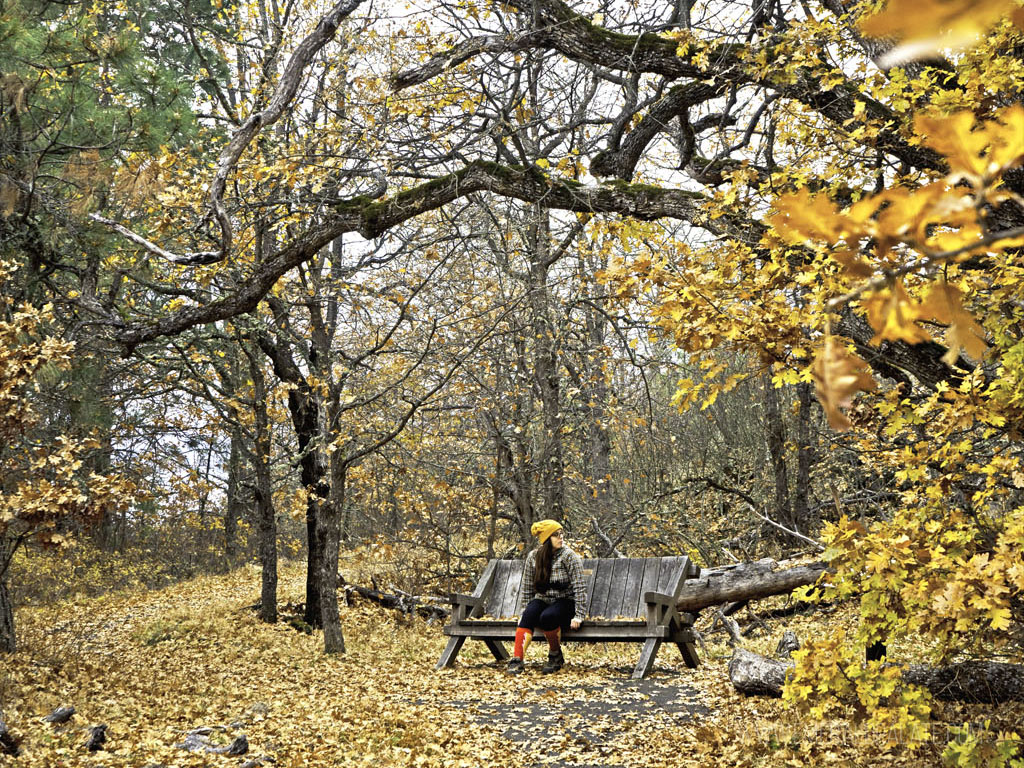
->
[1,562,1020,767]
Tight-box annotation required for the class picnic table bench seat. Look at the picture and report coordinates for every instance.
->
[436,555,700,678]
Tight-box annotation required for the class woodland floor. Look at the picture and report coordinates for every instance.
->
[2,559,1021,768]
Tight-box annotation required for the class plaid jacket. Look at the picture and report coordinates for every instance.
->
[518,545,588,623]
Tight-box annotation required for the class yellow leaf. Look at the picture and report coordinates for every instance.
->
[861,0,1019,65]
[911,106,1024,190]
[986,104,1024,173]
[989,606,1012,631]
[768,189,854,245]
[919,281,987,363]
[812,336,877,431]
[862,282,930,345]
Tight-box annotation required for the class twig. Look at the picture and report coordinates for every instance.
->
[745,503,824,552]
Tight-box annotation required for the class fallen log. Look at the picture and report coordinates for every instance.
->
[677,558,828,614]
[903,661,1024,704]
[85,724,107,752]
[42,706,75,725]
[729,648,793,697]
[728,643,1024,703]
[339,577,450,623]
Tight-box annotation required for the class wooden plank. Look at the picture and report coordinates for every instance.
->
[484,560,512,617]
[656,556,681,593]
[496,560,525,618]
[604,558,631,619]
[676,640,699,669]
[669,556,693,598]
[582,560,597,614]
[634,558,661,618]
[470,559,500,599]
[619,559,646,618]
[483,639,510,661]
[445,623,670,641]
[460,618,647,628]
[588,559,615,618]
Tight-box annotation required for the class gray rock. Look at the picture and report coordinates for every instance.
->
[43,706,75,724]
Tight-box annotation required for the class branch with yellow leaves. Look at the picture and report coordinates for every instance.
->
[824,225,1024,313]
[113,161,712,351]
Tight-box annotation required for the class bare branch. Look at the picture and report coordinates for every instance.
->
[745,503,824,552]
[206,0,367,260]
[88,215,221,265]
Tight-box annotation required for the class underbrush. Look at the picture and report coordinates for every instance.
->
[9,542,198,605]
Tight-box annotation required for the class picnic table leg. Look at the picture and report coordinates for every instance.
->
[632,638,663,679]
[676,641,699,668]
[483,639,509,662]
[436,636,466,669]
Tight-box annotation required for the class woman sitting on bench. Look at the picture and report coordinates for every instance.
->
[507,519,588,675]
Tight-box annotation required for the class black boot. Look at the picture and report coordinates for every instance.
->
[506,657,525,675]
[542,648,564,674]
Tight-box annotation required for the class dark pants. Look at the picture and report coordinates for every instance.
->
[518,598,575,632]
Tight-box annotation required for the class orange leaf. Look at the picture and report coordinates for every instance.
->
[861,0,1018,65]
[919,282,987,363]
[812,337,878,431]
[862,282,931,346]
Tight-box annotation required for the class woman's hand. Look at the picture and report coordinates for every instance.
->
[570,618,581,630]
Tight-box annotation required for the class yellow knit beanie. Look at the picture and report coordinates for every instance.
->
[531,519,562,544]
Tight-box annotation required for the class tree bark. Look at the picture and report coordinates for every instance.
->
[729,647,791,696]
[257,332,328,627]
[0,536,14,652]
[762,374,792,531]
[791,382,815,533]
[579,255,613,524]
[527,206,565,521]
[0,571,15,653]
[675,558,827,614]
[223,426,245,569]
[319,466,346,654]
[903,662,1024,703]
[248,350,278,624]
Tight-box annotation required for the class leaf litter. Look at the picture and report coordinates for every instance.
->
[1,561,1021,767]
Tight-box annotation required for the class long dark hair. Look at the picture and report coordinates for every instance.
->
[534,537,556,591]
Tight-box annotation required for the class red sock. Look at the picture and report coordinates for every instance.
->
[513,628,531,658]
[543,628,561,651]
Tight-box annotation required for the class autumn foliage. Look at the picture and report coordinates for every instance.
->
[2,0,1024,765]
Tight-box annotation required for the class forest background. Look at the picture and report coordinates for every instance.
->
[1,0,1024,765]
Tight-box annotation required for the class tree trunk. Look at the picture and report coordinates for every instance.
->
[223,427,245,569]
[791,382,815,533]
[494,421,534,542]
[582,281,613,524]
[675,558,827,613]
[249,352,278,624]
[319,463,346,654]
[258,332,329,627]
[299,422,327,627]
[0,544,15,653]
[528,206,565,520]
[903,662,1024,703]
[762,373,792,531]
[729,647,790,696]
